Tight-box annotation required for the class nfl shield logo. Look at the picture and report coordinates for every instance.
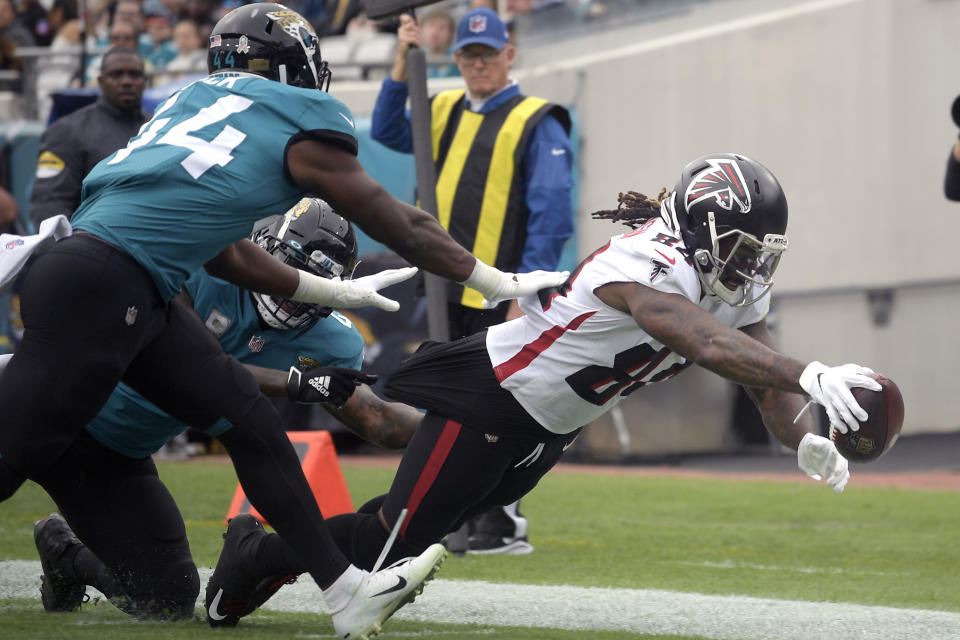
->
[125,306,138,326]
[248,335,265,353]
[469,16,486,33]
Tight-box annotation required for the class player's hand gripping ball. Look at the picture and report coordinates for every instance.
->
[829,374,904,462]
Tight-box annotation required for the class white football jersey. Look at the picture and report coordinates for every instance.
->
[486,217,769,434]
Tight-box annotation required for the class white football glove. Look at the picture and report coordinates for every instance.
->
[461,259,569,309]
[797,432,849,494]
[292,267,418,312]
[798,361,881,434]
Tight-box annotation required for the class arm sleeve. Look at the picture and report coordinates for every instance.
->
[28,123,86,228]
[370,77,414,154]
[945,147,960,202]
[518,113,574,273]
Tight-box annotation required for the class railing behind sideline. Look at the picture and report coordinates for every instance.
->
[5,45,440,122]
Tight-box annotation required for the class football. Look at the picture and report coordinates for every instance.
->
[829,374,905,462]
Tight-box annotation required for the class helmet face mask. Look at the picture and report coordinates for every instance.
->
[251,198,358,331]
[663,153,789,307]
[208,4,331,90]
[694,225,787,306]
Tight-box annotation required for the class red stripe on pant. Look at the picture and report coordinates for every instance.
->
[400,419,461,539]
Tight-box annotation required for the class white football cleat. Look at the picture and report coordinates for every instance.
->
[331,543,446,640]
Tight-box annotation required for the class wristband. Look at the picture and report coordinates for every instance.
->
[460,259,501,296]
[292,270,338,305]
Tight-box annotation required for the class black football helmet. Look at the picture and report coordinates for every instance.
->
[208,3,331,90]
[251,198,358,330]
[660,153,788,306]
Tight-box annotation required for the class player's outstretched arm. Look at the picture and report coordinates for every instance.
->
[322,386,422,450]
[595,281,808,392]
[204,238,300,298]
[287,138,476,282]
[244,364,419,449]
[287,139,567,302]
[205,239,418,311]
[595,280,877,429]
[737,320,816,450]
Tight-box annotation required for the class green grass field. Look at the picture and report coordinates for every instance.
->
[1,457,959,639]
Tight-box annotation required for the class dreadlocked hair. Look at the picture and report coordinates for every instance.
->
[590,188,669,229]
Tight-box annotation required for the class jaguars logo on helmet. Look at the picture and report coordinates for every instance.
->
[251,198,359,331]
[207,3,331,91]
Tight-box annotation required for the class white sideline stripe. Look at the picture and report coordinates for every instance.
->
[3,560,960,639]
[516,0,862,78]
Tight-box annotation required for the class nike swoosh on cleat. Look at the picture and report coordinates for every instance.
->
[370,576,407,597]
[208,588,228,621]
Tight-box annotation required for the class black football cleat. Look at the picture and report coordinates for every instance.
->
[34,513,87,612]
[205,514,298,627]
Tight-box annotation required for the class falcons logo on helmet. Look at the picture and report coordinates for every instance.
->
[685,158,751,213]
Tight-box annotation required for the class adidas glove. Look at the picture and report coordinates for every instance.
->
[798,361,881,434]
[461,259,569,309]
[292,267,419,312]
[286,366,379,409]
[797,432,849,494]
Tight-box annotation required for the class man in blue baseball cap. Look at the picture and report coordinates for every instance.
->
[371,6,575,556]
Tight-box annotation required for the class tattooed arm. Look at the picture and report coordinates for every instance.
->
[323,386,422,450]
[736,321,817,450]
[232,367,420,449]
[593,281,807,394]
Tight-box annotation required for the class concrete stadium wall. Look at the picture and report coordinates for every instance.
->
[337,0,960,450]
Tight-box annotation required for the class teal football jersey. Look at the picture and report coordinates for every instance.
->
[84,270,365,458]
[71,72,358,301]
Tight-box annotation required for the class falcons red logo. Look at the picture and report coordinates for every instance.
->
[685,158,751,213]
[649,259,671,283]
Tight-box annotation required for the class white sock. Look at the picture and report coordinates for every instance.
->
[322,564,366,614]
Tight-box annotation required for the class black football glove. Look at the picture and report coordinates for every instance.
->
[286,366,379,408]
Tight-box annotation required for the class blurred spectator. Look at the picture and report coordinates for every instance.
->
[0,0,35,47]
[162,17,205,77]
[421,7,458,78]
[113,0,145,34]
[140,0,177,67]
[30,46,148,227]
[315,0,363,37]
[181,0,218,39]
[0,33,21,91]
[47,0,79,38]
[86,19,152,85]
[35,17,82,119]
[17,0,51,46]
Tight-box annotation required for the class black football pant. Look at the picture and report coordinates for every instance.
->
[324,411,577,569]
[33,429,198,618]
[249,410,576,576]
[0,234,348,586]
